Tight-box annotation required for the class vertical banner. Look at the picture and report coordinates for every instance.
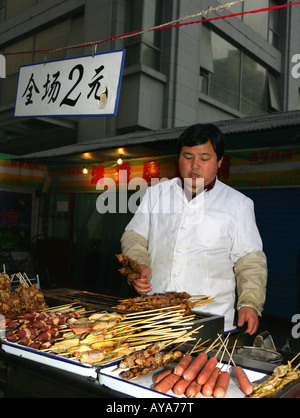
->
[14,50,125,117]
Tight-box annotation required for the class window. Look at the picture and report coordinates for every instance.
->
[199,68,209,95]
[243,0,269,41]
[200,29,281,115]
[209,32,241,111]
[218,0,280,48]
[125,0,162,71]
[241,54,268,115]
[0,17,81,105]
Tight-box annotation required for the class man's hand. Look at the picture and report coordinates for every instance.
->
[238,306,259,335]
[132,264,152,295]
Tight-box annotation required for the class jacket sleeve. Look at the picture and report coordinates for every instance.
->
[234,250,268,315]
[121,230,151,270]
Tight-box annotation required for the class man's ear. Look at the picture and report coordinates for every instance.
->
[217,157,224,168]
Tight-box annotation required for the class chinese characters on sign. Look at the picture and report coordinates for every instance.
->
[15,50,125,117]
[52,146,299,193]
[249,149,293,162]
[0,210,20,228]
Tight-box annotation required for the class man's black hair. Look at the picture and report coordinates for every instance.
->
[178,123,225,161]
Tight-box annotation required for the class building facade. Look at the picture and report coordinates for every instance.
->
[1,0,300,155]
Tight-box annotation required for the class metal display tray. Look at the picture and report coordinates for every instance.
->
[98,362,266,398]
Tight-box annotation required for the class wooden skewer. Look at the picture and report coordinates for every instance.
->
[218,337,229,369]
[45,303,81,312]
[189,336,202,355]
[226,337,237,372]
[23,273,33,287]
[114,310,188,333]
[218,334,237,367]
[124,305,187,316]
[291,351,300,365]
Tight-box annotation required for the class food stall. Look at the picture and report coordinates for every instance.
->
[1,112,300,399]
[1,268,299,399]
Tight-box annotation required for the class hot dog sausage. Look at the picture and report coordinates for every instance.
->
[174,353,192,376]
[154,368,173,384]
[154,373,180,393]
[213,371,230,398]
[234,366,254,396]
[173,377,191,396]
[202,367,220,397]
[183,352,207,382]
[196,357,218,385]
[185,380,202,398]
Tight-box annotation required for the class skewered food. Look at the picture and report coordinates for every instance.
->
[74,349,106,364]
[153,335,241,398]
[213,371,230,398]
[113,292,214,315]
[234,366,254,396]
[118,342,166,369]
[3,309,83,350]
[174,353,193,376]
[48,306,195,367]
[250,359,300,398]
[122,350,183,381]
[0,277,48,314]
[0,273,11,292]
[116,254,141,282]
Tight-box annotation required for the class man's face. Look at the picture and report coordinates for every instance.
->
[178,140,223,192]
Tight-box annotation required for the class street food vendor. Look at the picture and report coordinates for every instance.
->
[121,123,267,334]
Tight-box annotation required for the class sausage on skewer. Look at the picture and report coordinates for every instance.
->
[183,352,207,382]
[154,372,180,394]
[202,366,221,397]
[173,377,191,396]
[196,356,218,385]
[174,353,193,376]
[185,380,202,398]
[154,368,173,384]
[213,371,230,398]
[234,366,254,396]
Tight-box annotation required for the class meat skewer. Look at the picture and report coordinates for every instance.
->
[116,254,141,283]
[122,351,183,381]
[113,291,214,315]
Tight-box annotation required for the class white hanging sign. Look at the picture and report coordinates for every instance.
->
[14,49,125,117]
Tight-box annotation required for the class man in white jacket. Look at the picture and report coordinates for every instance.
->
[121,124,267,333]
